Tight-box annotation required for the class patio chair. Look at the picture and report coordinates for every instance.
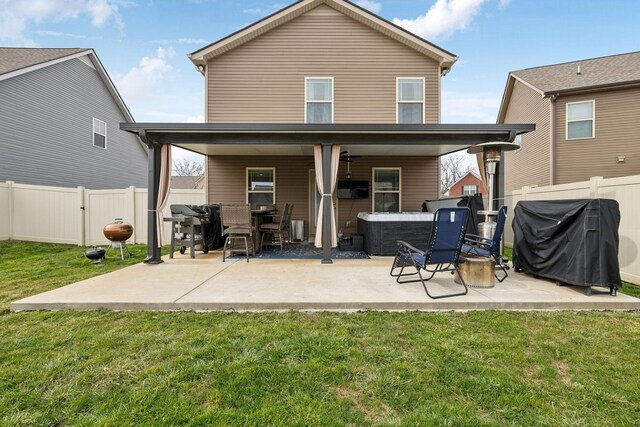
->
[390,207,469,299]
[260,203,290,251]
[462,205,509,282]
[220,204,255,262]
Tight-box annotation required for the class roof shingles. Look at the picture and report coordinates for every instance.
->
[0,47,87,76]
[511,51,640,94]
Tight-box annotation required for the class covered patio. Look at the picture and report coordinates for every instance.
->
[11,251,640,311]
[120,123,535,264]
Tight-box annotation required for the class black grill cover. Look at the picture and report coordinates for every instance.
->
[512,199,621,288]
[201,204,225,250]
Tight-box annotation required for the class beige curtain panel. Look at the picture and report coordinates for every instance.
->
[156,144,172,247]
[313,144,340,248]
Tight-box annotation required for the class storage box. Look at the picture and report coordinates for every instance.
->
[338,234,364,251]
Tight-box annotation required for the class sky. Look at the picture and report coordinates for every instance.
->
[2,0,640,165]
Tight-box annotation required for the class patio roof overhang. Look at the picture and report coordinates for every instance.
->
[122,122,535,265]
[120,123,536,157]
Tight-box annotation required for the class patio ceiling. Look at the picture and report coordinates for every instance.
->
[120,123,536,156]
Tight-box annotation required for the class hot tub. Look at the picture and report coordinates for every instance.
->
[357,212,434,256]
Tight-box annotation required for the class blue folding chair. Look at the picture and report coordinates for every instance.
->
[462,205,509,282]
[390,207,469,299]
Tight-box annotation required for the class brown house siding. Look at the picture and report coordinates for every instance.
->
[554,87,640,184]
[502,79,551,193]
[208,155,439,237]
[206,4,441,124]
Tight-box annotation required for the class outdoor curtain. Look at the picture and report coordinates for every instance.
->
[313,144,340,248]
[155,144,172,247]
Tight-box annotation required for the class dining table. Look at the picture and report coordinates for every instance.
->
[250,208,277,253]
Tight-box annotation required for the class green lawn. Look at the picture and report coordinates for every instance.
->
[1,241,639,426]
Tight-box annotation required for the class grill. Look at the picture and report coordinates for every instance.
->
[166,204,210,258]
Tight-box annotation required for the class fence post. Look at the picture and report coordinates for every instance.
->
[77,186,85,246]
[589,176,604,198]
[127,186,136,244]
[7,181,14,241]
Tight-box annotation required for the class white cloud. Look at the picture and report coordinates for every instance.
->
[354,0,382,14]
[186,115,205,123]
[114,48,174,103]
[392,0,486,40]
[498,0,511,8]
[151,37,208,45]
[243,3,286,16]
[0,0,130,45]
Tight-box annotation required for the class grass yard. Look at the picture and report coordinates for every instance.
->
[1,241,639,426]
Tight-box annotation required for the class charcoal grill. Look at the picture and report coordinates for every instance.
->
[166,205,210,258]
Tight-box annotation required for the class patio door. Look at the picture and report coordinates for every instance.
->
[308,169,337,238]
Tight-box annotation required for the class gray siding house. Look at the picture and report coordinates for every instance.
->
[0,48,147,189]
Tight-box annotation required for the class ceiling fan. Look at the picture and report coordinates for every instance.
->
[339,151,361,179]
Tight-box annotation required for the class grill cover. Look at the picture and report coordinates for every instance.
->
[512,199,621,288]
[201,204,225,250]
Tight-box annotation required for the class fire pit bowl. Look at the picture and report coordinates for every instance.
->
[85,246,106,263]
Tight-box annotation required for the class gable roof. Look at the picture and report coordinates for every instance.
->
[497,51,640,123]
[0,47,136,124]
[449,170,482,190]
[170,176,205,189]
[188,0,457,74]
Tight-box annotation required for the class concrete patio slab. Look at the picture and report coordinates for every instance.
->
[11,251,640,312]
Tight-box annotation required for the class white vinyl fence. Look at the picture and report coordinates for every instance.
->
[504,175,640,284]
[0,181,205,246]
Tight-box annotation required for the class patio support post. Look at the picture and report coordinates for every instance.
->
[144,134,163,264]
[321,143,333,264]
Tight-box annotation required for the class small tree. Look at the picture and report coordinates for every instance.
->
[173,158,204,176]
[440,154,477,195]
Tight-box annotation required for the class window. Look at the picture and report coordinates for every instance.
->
[567,100,594,139]
[305,77,333,123]
[93,118,106,149]
[247,168,275,208]
[462,185,479,195]
[373,168,401,212]
[397,78,424,124]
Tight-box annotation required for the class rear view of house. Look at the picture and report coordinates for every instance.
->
[498,51,640,193]
[0,48,147,189]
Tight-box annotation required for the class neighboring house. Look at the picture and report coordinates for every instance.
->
[170,176,205,189]
[448,171,486,197]
[498,51,640,193]
[0,48,147,189]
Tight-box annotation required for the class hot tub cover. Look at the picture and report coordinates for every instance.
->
[512,199,621,288]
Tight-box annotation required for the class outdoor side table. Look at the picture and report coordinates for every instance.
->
[454,255,495,288]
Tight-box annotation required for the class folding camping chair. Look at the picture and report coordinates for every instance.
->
[390,207,470,299]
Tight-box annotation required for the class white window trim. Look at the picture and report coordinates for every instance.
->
[566,100,595,140]
[462,185,479,195]
[304,77,334,124]
[396,77,425,124]
[372,167,402,212]
[246,167,276,205]
[92,117,107,150]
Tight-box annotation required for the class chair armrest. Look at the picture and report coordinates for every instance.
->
[464,234,491,246]
[396,240,426,256]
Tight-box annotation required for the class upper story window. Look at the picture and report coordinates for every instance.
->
[247,168,275,208]
[305,77,333,123]
[93,118,107,149]
[397,78,424,124]
[373,168,401,212]
[566,100,594,139]
[462,185,479,195]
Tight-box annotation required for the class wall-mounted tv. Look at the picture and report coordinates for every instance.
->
[337,180,369,199]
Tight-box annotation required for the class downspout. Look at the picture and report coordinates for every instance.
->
[549,93,559,185]
[139,130,163,264]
